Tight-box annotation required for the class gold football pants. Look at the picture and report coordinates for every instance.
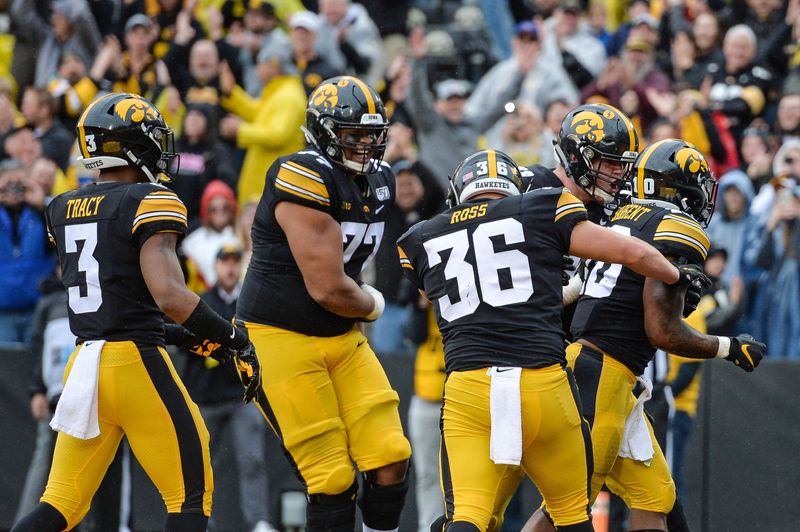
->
[439,365,592,530]
[245,323,411,495]
[41,342,213,530]
[566,342,676,513]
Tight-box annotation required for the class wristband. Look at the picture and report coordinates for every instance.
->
[182,299,248,350]
[361,284,385,321]
[715,336,731,359]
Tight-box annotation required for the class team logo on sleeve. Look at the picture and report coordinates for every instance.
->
[376,186,391,201]
[570,111,605,143]
[114,97,160,124]
[312,84,339,109]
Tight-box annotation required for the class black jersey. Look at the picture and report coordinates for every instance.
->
[45,181,188,345]
[570,202,710,375]
[522,164,609,225]
[237,150,396,337]
[397,188,588,372]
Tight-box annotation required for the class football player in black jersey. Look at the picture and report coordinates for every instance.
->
[235,76,411,532]
[397,150,706,532]
[12,93,261,532]
[526,140,766,532]
[522,102,639,225]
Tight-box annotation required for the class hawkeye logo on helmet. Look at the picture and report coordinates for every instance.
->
[84,160,104,169]
[360,114,384,125]
[114,97,159,124]
[475,180,510,190]
[571,111,605,143]
[675,147,708,175]
[312,84,339,108]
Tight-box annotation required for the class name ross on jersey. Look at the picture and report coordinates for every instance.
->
[66,196,105,219]
[450,203,487,224]
[611,203,652,223]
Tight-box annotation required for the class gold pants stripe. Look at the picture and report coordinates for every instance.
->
[40,342,212,529]
[245,323,411,495]
[440,365,591,530]
[568,343,676,513]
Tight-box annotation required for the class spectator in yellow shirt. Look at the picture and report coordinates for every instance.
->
[218,41,306,205]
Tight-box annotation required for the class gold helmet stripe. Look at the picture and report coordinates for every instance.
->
[487,149,497,177]
[635,139,671,199]
[349,77,376,115]
[604,103,637,152]
[76,94,112,158]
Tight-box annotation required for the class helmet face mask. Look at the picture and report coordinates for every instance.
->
[447,149,523,207]
[628,138,718,227]
[557,103,639,205]
[77,92,177,183]
[304,76,389,175]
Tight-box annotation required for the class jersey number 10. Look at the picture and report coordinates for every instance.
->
[423,218,533,322]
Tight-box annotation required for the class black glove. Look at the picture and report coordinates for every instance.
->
[232,320,262,403]
[725,334,766,372]
[561,255,576,286]
[675,263,712,289]
[163,323,234,363]
[682,279,703,318]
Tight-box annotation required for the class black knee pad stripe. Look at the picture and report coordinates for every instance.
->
[358,475,409,531]
[306,479,358,532]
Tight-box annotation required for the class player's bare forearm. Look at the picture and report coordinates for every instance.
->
[643,276,718,359]
[570,222,680,285]
[276,201,375,318]
[141,232,200,322]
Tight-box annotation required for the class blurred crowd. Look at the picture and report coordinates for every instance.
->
[0,0,799,356]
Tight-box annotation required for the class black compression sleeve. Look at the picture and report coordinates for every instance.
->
[181,299,249,350]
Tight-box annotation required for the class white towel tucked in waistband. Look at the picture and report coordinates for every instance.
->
[50,340,105,439]
[618,375,654,465]
[487,366,523,465]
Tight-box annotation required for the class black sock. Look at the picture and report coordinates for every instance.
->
[164,512,208,531]
[11,503,68,532]
[667,498,691,532]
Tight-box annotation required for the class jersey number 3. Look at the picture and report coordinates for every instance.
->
[423,218,533,322]
[65,223,103,314]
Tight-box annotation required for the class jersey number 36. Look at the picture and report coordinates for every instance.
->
[423,218,533,322]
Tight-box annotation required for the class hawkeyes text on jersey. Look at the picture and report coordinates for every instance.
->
[237,149,395,336]
[45,182,188,345]
[570,202,710,375]
[397,188,588,372]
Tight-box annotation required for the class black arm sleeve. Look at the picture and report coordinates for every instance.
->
[181,299,248,350]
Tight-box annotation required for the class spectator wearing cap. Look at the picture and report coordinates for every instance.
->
[10,0,101,88]
[606,0,651,57]
[170,103,239,229]
[20,87,73,172]
[539,0,607,90]
[180,243,278,532]
[316,0,384,87]
[219,40,306,206]
[236,0,290,97]
[582,36,671,134]
[182,180,240,289]
[370,159,445,354]
[467,21,578,127]
[289,11,339,96]
[0,159,55,344]
[407,27,532,186]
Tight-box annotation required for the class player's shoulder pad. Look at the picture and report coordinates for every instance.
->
[272,150,335,209]
[522,164,561,191]
[129,182,187,234]
[652,208,710,263]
